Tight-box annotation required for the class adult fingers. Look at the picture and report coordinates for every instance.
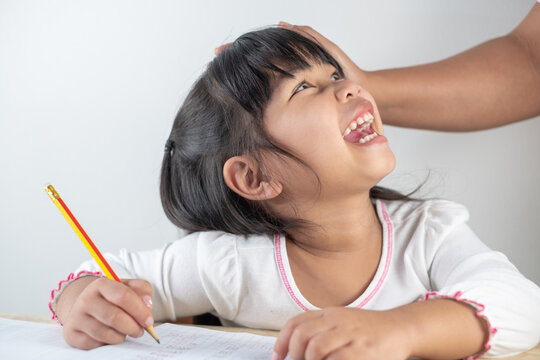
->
[277,21,364,83]
[215,42,232,55]
[278,22,334,50]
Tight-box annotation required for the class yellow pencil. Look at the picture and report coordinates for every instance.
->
[45,184,160,344]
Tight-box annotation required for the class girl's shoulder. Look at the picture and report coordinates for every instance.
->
[376,199,477,259]
[377,198,470,230]
[180,230,274,247]
[175,230,275,260]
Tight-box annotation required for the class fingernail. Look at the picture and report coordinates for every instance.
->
[145,316,154,327]
[271,351,280,360]
[137,328,144,337]
[142,295,153,308]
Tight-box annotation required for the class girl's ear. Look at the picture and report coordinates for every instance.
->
[223,156,282,201]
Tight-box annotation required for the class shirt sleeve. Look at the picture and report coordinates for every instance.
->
[72,231,241,322]
[425,212,540,358]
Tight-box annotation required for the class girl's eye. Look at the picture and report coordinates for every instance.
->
[292,72,341,96]
[294,83,310,94]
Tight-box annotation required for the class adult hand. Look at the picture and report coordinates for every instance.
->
[214,23,368,88]
[277,22,368,86]
[214,43,231,55]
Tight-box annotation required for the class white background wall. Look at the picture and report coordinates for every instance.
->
[1,0,538,316]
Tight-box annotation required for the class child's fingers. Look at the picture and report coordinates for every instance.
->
[96,279,154,330]
[89,295,145,339]
[286,315,337,360]
[304,326,353,360]
[273,310,323,360]
[324,342,357,360]
[81,313,128,345]
[123,279,154,309]
[64,328,105,350]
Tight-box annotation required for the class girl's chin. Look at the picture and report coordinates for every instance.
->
[363,152,397,184]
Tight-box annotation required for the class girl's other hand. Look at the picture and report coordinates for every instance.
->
[277,22,368,87]
[273,307,413,360]
[59,277,154,350]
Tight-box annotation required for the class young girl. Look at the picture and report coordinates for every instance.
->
[49,27,540,359]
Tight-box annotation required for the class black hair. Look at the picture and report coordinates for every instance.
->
[160,27,413,237]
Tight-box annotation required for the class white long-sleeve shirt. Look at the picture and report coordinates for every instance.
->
[51,199,540,358]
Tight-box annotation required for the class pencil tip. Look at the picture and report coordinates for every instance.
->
[145,325,160,344]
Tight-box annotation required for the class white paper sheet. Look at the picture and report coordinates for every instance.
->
[0,318,281,360]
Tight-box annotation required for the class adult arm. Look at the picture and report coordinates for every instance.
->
[280,3,540,131]
[366,3,540,131]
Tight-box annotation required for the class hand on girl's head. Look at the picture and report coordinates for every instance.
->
[213,23,368,96]
[273,308,412,360]
[212,22,299,56]
[214,42,232,55]
[276,22,367,86]
[61,277,154,350]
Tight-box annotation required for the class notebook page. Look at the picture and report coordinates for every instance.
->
[0,317,85,360]
[0,318,282,360]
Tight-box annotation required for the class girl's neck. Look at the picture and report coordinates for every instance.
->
[282,192,384,307]
[285,192,382,257]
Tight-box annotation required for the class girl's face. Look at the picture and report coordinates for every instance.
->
[263,62,396,201]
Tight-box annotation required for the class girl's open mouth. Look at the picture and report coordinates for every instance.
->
[342,112,379,144]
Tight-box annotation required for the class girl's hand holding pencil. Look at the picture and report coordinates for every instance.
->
[55,276,154,350]
[45,184,159,349]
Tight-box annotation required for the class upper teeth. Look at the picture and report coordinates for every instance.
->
[343,112,374,137]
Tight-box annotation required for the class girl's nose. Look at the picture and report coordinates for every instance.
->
[334,79,362,102]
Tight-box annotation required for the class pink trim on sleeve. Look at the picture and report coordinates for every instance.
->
[421,291,498,360]
[48,270,104,325]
